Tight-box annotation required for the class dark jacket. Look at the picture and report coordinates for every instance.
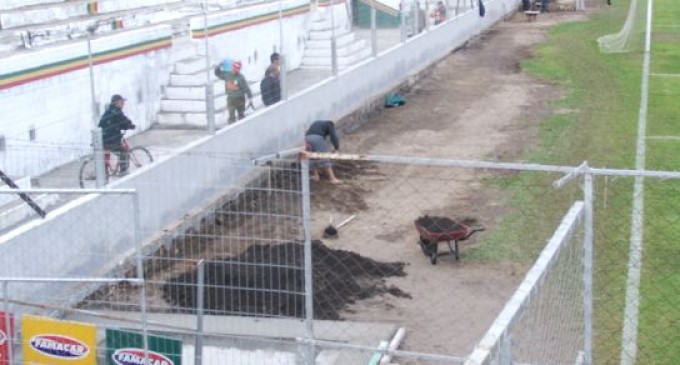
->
[305,120,339,150]
[260,72,281,106]
[98,105,135,147]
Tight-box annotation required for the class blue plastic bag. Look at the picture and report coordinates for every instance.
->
[221,58,234,73]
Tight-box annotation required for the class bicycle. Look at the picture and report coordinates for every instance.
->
[79,134,153,188]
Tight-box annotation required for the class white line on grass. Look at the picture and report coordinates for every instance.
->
[621,0,654,364]
[647,135,680,140]
[649,72,680,77]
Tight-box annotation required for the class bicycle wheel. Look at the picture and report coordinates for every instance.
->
[79,158,110,188]
[128,146,153,174]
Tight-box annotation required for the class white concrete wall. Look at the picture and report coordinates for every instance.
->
[190,0,311,81]
[0,192,136,313]
[0,25,173,178]
[0,177,30,207]
[0,0,520,307]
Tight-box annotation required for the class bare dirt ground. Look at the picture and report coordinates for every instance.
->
[306,9,591,356]
[86,8,595,360]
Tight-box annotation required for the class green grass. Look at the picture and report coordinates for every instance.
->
[467,0,680,363]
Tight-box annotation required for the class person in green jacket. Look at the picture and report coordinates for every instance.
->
[217,60,253,123]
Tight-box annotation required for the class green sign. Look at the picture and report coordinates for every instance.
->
[105,329,182,365]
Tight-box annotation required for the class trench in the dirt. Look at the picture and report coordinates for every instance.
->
[81,160,411,320]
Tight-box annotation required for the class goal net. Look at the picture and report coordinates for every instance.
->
[598,0,648,53]
[465,202,586,365]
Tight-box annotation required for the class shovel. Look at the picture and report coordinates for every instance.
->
[323,215,357,239]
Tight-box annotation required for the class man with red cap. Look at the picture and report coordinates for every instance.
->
[219,60,253,123]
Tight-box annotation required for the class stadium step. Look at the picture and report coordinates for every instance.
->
[0,0,184,30]
[0,0,194,51]
[159,52,264,126]
[300,15,371,70]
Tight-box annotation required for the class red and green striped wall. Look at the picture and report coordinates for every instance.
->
[0,36,171,91]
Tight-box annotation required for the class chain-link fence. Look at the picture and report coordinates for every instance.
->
[298,154,585,364]
[466,202,586,365]
[2,152,680,364]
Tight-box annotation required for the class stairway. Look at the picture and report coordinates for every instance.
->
[300,13,372,70]
[157,37,262,127]
[0,0,192,51]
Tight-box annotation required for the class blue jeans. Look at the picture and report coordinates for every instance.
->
[304,134,332,169]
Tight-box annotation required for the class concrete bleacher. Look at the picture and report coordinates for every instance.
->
[300,12,372,70]
[0,0,185,29]
[0,0,193,51]
[159,55,266,126]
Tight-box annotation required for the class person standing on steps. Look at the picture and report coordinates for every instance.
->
[216,60,253,123]
[266,52,280,77]
[261,53,281,107]
[430,1,446,25]
[304,120,342,184]
[98,94,136,175]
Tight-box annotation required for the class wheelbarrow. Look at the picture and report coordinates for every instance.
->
[414,216,484,265]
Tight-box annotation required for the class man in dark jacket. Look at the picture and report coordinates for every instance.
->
[98,94,136,174]
[266,52,280,76]
[304,120,342,184]
[260,65,281,107]
[430,1,446,25]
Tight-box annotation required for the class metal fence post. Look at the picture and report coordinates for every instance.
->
[300,156,315,365]
[195,260,206,365]
[280,54,288,101]
[278,0,284,53]
[583,166,594,365]
[131,192,150,365]
[203,0,215,134]
[413,1,420,35]
[330,4,338,76]
[400,6,406,42]
[87,37,98,125]
[92,129,106,188]
[87,32,106,190]
[370,5,377,57]
[3,281,13,365]
[278,0,288,100]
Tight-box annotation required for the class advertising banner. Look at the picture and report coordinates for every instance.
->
[22,314,97,365]
[106,329,182,365]
[0,312,14,365]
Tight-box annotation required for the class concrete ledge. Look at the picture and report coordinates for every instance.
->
[67,311,398,365]
[301,48,372,67]
[304,41,367,57]
[69,311,398,344]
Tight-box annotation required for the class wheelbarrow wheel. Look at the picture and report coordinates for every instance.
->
[419,236,428,254]
[419,236,438,265]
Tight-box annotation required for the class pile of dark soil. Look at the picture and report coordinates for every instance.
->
[162,240,409,319]
[415,216,463,233]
